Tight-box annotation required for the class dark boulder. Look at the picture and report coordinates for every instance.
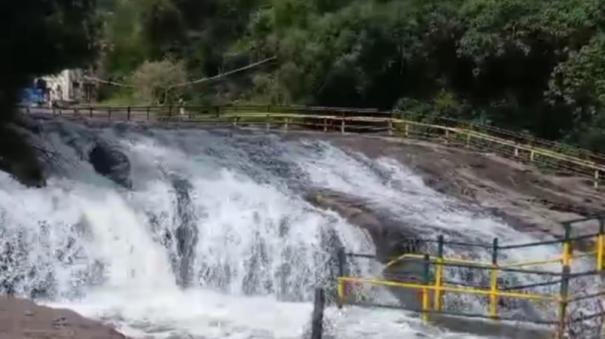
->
[305,189,424,260]
[170,175,198,287]
[15,114,42,134]
[0,124,46,187]
[88,142,132,188]
[305,189,427,309]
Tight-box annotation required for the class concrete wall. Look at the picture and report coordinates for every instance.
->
[43,69,84,102]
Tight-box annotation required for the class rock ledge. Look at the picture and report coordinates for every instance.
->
[0,296,126,339]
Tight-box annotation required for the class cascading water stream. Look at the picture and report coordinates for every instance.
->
[0,119,598,338]
[292,141,604,322]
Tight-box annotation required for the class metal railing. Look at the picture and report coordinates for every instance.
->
[336,216,605,338]
[437,116,605,167]
[22,104,605,188]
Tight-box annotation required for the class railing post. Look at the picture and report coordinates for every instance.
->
[562,223,572,267]
[266,114,270,131]
[127,106,131,121]
[421,254,431,323]
[146,106,151,121]
[168,105,173,118]
[337,247,345,309]
[284,118,289,131]
[595,170,600,189]
[89,106,93,118]
[388,120,393,136]
[557,265,570,339]
[597,218,604,271]
[323,119,328,132]
[340,119,345,134]
[433,235,444,312]
[465,133,471,148]
[337,278,344,309]
[311,288,325,339]
[107,107,112,120]
[337,247,345,279]
[404,123,409,137]
[489,238,499,319]
[233,116,238,127]
[530,150,536,162]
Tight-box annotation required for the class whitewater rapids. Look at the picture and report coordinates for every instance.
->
[0,119,570,338]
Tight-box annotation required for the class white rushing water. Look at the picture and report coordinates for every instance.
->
[0,120,591,338]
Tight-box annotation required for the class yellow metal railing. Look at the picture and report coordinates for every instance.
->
[385,251,596,272]
[598,233,604,271]
[337,264,571,336]
[336,276,560,307]
[338,216,605,338]
[27,104,605,188]
[337,273,560,330]
[381,253,562,320]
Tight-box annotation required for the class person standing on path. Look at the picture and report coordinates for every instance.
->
[179,97,185,119]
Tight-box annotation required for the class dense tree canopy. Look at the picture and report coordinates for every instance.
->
[0,0,97,122]
[44,0,605,152]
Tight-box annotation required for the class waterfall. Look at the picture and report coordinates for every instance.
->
[0,119,594,338]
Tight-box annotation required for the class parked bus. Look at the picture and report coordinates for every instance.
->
[20,87,46,107]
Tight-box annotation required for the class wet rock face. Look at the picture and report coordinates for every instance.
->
[0,296,127,339]
[305,188,428,308]
[0,124,46,188]
[171,175,198,288]
[305,189,424,261]
[88,142,132,188]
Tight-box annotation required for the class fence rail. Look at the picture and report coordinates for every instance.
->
[337,216,605,338]
[437,116,605,166]
[22,104,605,188]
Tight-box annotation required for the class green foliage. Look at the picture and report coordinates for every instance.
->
[548,34,605,113]
[101,0,146,77]
[96,0,605,152]
[131,59,187,104]
[141,0,186,59]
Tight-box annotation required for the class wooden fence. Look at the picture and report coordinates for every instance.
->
[24,104,605,189]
